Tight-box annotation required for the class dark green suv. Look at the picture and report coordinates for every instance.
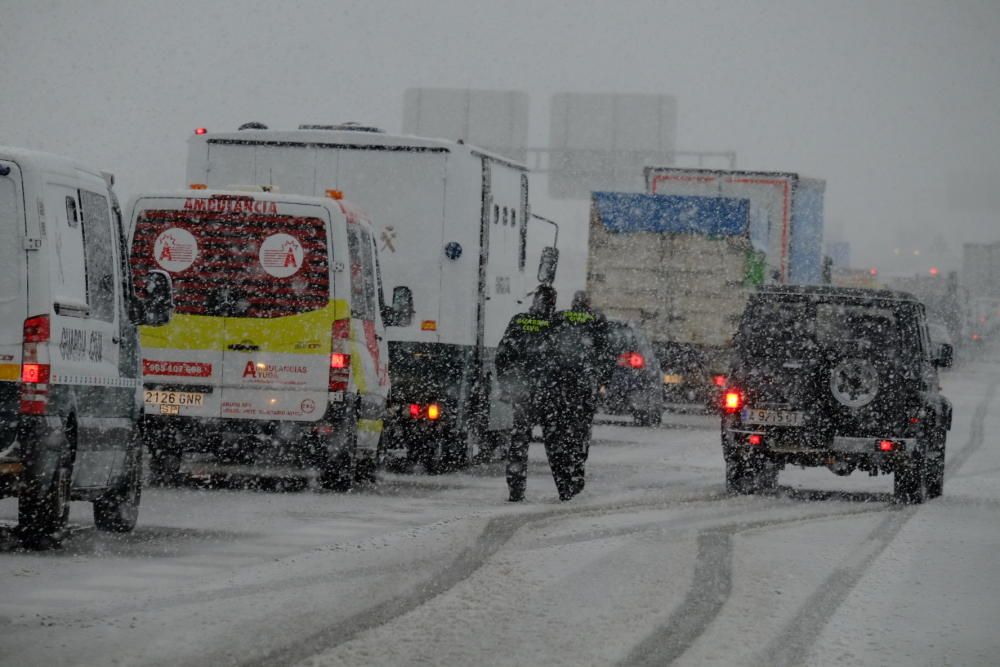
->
[722,285,953,503]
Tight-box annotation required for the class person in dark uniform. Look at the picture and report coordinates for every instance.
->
[547,290,612,498]
[495,285,558,502]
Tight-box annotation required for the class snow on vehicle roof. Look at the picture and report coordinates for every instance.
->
[192,128,528,170]
[0,144,110,181]
[756,284,920,304]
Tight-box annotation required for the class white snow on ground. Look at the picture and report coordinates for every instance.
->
[1,351,998,666]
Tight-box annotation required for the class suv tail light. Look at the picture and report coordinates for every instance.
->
[20,315,51,415]
[713,374,727,387]
[723,390,743,413]
[617,352,644,369]
[329,319,351,393]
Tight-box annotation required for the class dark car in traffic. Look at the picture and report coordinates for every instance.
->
[655,341,725,409]
[598,320,664,426]
[722,285,953,503]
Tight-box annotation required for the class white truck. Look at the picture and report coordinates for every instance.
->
[185,123,558,470]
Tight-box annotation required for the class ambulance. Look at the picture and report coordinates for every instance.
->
[127,189,411,488]
[0,146,173,546]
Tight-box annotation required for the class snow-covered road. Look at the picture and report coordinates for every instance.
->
[2,351,998,666]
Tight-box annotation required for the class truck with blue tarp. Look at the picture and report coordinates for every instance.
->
[644,167,826,285]
[587,192,762,408]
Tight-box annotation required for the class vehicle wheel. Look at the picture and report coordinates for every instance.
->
[894,452,928,504]
[441,433,471,471]
[926,431,946,499]
[724,448,754,494]
[147,447,182,487]
[93,443,142,532]
[475,429,510,463]
[354,450,378,486]
[754,458,779,492]
[18,431,74,548]
[318,419,357,492]
[725,448,775,495]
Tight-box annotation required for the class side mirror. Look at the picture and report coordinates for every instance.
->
[383,285,413,327]
[133,270,175,326]
[933,342,953,368]
[537,246,559,285]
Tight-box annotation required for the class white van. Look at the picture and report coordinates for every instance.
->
[127,189,411,489]
[0,146,173,546]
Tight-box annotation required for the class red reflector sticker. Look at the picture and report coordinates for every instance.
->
[878,440,895,452]
[748,434,762,446]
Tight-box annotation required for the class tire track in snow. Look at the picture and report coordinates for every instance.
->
[245,491,726,667]
[619,507,887,667]
[622,374,999,667]
[752,375,999,667]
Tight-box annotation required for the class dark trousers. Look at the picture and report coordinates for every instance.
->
[506,386,596,500]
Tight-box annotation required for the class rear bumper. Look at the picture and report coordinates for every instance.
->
[725,425,918,471]
[143,399,355,454]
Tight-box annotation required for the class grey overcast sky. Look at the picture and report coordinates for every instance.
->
[2,0,999,278]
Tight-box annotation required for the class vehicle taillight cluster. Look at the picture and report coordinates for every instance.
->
[617,352,644,369]
[329,319,351,393]
[20,315,51,415]
[723,389,743,413]
[408,403,442,420]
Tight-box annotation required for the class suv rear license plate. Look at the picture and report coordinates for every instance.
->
[742,408,803,426]
[144,390,205,411]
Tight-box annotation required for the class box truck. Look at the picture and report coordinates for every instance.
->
[588,192,759,407]
[644,168,825,285]
[185,123,557,471]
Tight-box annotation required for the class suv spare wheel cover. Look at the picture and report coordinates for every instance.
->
[830,358,879,408]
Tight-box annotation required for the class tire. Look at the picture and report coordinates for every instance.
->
[725,448,776,495]
[475,429,511,463]
[18,429,74,548]
[894,452,928,504]
[318,419,357,492]
[442,434,471,471]
[926,431,946,499]
[725,454,752,494]
[93,443,142,532]
[354,450,378,486]
[145,424,182,487]
[147,447,182,487]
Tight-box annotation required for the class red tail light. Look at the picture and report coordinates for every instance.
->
[878,439,895,452]
[723,390,743,413]
[748,434,762,446]
[408,403,443,420]
[713,375,727,387]
[20,315,51,415]
[329,319,351,392]
[618,352,644,369]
